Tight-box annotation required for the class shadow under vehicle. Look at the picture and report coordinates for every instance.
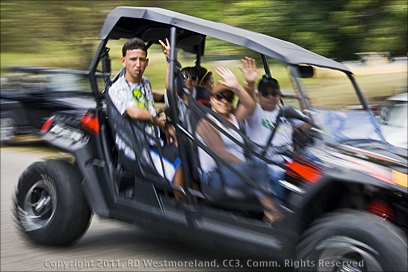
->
[0,66,96,143]
[13,7,407,271]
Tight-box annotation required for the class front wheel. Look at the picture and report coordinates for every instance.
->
[14,159,92,246]
[296,209,407,271]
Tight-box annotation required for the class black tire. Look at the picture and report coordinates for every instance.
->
[13,159,92,246]
[296,209,407,272]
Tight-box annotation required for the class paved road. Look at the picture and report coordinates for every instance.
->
[1,140,291,272]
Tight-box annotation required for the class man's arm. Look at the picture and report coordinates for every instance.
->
[159,38,171,91]
[126,105,177,145]
[240,57,259,98]
[126,105,155,122]
[153,92,165,103]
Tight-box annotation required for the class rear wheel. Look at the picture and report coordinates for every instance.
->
[296,209,407,271]
[14,159,92,246]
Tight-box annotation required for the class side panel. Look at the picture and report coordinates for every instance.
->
[42,112,111,217]
[74,146,111,217]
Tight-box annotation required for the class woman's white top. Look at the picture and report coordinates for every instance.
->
[197,113,245,172]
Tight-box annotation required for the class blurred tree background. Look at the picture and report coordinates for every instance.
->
[1,0,407,70]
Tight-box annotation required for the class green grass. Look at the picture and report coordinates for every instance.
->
[1,51,406,108]
[0,51,91,69]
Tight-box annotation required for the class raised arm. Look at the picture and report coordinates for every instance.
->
[159,38,171,90]
[239,56,259,97]
[215,66,256,122]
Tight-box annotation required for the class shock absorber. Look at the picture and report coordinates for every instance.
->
[366,198,394,221]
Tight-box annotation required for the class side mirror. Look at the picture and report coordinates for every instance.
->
[280,105,319,128]
[297,65,314,78]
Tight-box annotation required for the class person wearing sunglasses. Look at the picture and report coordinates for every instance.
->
[165,66,202,123]
[241,58,312,200]
[195,66,284,225]
[181,67,199,93]
[160,39,211,121]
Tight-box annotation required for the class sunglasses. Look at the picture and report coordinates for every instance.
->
[182,74,198,81]
[213,92,234,103]
[259,89,280,97]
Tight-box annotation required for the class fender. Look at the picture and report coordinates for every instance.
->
[41,110,111,217]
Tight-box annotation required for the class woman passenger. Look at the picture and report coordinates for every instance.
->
[196,67,284,224]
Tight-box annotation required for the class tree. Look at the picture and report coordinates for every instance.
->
[1,0,406,66]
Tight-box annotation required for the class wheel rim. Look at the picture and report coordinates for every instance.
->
[1,117,16,142]
[316,236,383,272]
[20,176,57,231]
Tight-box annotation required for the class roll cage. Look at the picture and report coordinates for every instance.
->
[89,6,372,109]
[90,6,357,96]
[87,6,372,206]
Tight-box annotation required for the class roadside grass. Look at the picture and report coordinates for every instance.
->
[0,52,88,70]
[355,72,407,101]
[1,51,406,108]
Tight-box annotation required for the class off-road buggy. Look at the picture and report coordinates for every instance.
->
[14,7,407,271]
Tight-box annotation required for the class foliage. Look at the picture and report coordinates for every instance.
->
[0,0,406,69]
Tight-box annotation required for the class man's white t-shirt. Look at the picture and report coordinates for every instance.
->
[244,104,303,164]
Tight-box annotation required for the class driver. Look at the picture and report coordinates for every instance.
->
[241,57,312,199]
[108,37,184,199]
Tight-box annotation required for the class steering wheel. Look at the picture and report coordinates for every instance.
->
[293,127,313,151]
